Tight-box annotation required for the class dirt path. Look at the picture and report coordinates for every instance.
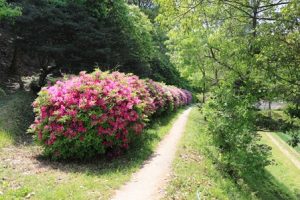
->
[265,132,300,170]
[111,107,192,200]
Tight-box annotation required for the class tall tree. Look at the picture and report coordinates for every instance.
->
[9,0,156,88]
[156,0,299,175]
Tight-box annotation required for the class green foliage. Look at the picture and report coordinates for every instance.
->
[284,104,300,147]
[0,0,21,19]
[255,110,296,132]
[275,131,300,153]
[203,80,271,176]
[13,0,151,72]
[286,104,300,120]
[28,70,191,160]
[166,108,297,200]
[285,130,300,148]
[0,108,184,200]
[2,0,186,89]
[157,0,299,179]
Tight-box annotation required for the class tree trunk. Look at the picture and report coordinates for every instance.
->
[38,68,48,87]
[202,69,206,103]
[38,65,57,89]
[8,45,18,75]
[268,101,272,118]
[214,68,219,85]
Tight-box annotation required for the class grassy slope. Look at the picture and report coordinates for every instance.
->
[261,132,300,198]
[165,108,299,200]
[0,91,35,147]
[165,108,250,200]
[0,95,186,200]
[275,132,300,153]
[258,110,300,153]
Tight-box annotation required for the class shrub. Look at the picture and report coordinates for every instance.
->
[145,80,167,115]
[29,70,192,159]
[203,81,271,177]
[286,130,300,147]
[285,104,300,120]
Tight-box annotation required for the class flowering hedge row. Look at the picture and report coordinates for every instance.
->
[29,70,192,159]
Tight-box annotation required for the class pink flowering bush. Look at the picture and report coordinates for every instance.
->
[29,70,192,159]
[145,80,167,114]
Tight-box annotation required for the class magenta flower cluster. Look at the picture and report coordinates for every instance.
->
[29,70,192,159]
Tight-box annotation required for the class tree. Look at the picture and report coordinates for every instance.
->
[156,0,299,175]
[8,0,156,88]
[127,0,190,88]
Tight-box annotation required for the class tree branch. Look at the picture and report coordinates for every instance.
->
[223,1,252,17]
[258,1,289,10]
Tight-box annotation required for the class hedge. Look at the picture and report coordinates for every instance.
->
[28,70,192,159]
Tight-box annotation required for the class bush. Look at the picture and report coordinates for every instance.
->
[145,80,167,115]
[203,81,271,177]
[285,104,300,119]
[29,70,192,159]
[286,130,300,147]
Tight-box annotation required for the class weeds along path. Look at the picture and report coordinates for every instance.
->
[111,107,192,200]
[265,132,300,170]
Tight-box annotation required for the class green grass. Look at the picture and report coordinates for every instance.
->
[0,91,35,147]
[165,108,250,200]
[0,99,186,200]
[165,108,299,200]
[275,132,300,153]
[261,132,300,199]
[0,130,12,149]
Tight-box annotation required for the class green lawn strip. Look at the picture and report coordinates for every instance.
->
[261,132,300,198]
[274,132,300,153]
[0,107,186,200]
[165,108,299,200]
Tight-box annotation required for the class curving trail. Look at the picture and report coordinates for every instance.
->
[111,108,192,200]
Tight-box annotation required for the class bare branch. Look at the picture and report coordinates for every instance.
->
[223,1,253,17]
[258,1,290,10]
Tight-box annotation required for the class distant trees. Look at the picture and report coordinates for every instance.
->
[9,0,154,87]
[1,0,188,90]
[127,0,189,88]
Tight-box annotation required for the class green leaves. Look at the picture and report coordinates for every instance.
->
[203,81,271,176]
[0,0,21,20]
